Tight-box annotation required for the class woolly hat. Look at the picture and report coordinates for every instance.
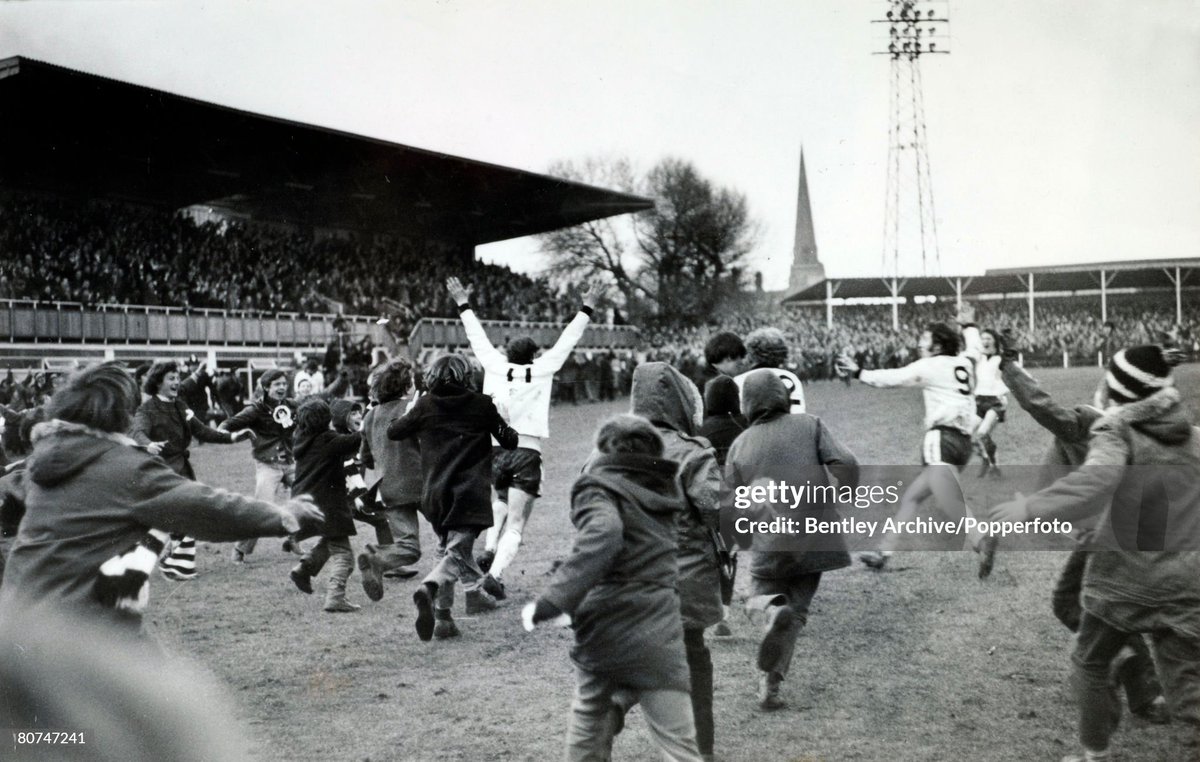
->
[744,327,789,369]
[1106,345,1172,405]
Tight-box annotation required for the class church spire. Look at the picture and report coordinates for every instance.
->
[788,147,825,293]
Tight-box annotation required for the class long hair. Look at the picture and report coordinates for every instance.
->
[423,353,470,391]
[47,362,141,434]
[925,322,961,356]
[368,357,415,404]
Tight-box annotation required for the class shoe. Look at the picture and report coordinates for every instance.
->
[1132,695,1169,725]
[1060,751,1111,762]
[476,550,495,573]
[977,535,999,580]
[433,609,460,639]
[464,588,500,615]
[607,702,627,737]
[413,582,437,641]
[757,605,795,672]
[757,672,786,711]
[712,622,733,637]
[860,551,889,570]
[358,552,384,602]
[289,566,313,595]
[384,567,419,580]
[230,548,245,564]
[160,566,197,581]
[481,573,507,601]
[323,597,361,613]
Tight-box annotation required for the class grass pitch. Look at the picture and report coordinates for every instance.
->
[153,364,1200,761]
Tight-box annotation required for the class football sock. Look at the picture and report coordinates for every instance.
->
[490,529,522,580]
[484,500,507,552]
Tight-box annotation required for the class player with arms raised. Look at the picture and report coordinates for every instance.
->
[837,303,998,577]
[446,276,598,598]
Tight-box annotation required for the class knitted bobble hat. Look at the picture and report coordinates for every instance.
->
[1106,345,1172,405]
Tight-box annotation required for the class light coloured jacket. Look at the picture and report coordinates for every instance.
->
[459,305,592,450]
[1023,387,1200,638]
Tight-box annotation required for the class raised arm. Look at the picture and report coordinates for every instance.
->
[531,286,598,377]
[447,277,508,372]
[1001,361,1091,443]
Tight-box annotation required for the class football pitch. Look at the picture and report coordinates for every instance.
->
[158,364,1200,761]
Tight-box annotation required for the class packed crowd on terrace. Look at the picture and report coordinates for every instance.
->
[1,193,1196,383]
[645,293,1200,381]
[0,194,577,323]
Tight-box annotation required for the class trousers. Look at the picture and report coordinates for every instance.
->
[565,667,701,762]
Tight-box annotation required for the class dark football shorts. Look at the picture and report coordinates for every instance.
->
[921,427,972,469]
[492,446,543,499]
[975,395,1007,423]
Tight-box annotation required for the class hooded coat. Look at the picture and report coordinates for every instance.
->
[0,420,297,626]
[630,362,723,630]
[726,369,858,579]
[1023,387,1200,639]
[542,451,690,691]
[387,382,518,534]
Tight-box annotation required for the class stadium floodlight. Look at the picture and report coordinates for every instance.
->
[871,0,951,284]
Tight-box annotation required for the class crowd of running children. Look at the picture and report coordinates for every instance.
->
[0,281,1195,762]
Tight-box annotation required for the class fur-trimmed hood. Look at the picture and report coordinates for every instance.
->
[1097,387,1192,447]
[27,420,137,488]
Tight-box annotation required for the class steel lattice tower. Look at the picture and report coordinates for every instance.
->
[874,1,950,278]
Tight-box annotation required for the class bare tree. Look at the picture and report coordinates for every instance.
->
[539,155,757,326]
[636,158,756,324]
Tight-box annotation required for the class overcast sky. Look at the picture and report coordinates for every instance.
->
[1,1,1197,289]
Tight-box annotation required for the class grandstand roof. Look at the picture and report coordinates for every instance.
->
[0,56,652,244]
[783,257,1200,302]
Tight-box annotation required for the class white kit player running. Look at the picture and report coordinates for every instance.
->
[733,327,806,414]
[972,328,1010,478]
[446,277,597,598]
[838,304,999,578]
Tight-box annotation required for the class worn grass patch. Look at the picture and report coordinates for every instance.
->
[151,364,1200,761]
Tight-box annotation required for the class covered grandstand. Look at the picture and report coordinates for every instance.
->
[0,56,651,362]
[783,257,1199,330]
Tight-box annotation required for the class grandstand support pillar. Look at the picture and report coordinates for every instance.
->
[1017,272,1036,331]
[889,276,901,330]
[1163,266,1185,325]
[825,280,841,328]
[1101,268,1107,322]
